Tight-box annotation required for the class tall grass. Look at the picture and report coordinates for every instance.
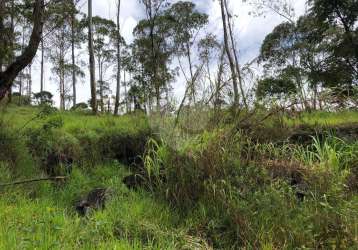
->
[142,128,358,249]
[1,105,357,249]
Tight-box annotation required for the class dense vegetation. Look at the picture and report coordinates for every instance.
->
[0,0,357,249]
[0,105,357,249]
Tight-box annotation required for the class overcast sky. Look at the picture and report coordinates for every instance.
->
[30,0,307,108]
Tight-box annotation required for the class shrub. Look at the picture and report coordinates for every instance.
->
[0,120,39,178]
[26,116,80,176]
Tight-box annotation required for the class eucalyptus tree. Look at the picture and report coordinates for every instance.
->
[121,46,135,113]
[90,16,117,112]
[219,0,240,106]
[137,0,169,112]
[88,0,97,113]
[114,0,121,115]
[70,0,82,107]
[46,0,81,110]
[164,1,208,104]
[308,0,357,77]
[132,14,174,112]
[197,34,227,108]
[259,21,308,109]
[223,0,248,108]
[0,0,45,101]
[259,12,357,110]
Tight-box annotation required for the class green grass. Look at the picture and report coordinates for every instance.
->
[1,105,358,249]
[0,105,149,135]
[285,110,358,127]
[0,163,209,249]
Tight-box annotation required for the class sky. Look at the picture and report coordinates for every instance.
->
[29,0,307,108]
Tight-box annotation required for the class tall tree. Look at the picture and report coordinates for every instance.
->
[165,1,208,105]
[71,0,77,107]
[219,0,240,106]
[224,0,248,108]
[114,0,121,115]
[88,0,97,113]
[139,0,168,112]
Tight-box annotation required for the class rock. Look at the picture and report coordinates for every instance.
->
[75,188,112,216]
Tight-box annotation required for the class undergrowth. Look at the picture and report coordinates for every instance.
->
[0,106,357,249]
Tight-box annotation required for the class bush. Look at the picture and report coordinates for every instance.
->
[0,120,39,178]
[26,116,80,176]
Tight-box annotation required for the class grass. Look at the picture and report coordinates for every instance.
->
[0,105,358,249]
[0,163,210,249]
[0,105,149,135]
[285,110,358,127]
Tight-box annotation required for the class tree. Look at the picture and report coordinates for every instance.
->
[33,91,53,105]
[88,0,97,113]
[164,1,208,104]
[114,0,121,115]
[224,0,248,108]
[260,21,309,108]
[70,0,81,107]
[198,34,226,108]
[256,75,297,103]
[89,16,117,112]
[0,0,45,101]
[132,15,173,113]
[47,0,84,110]
[219,0,240,106]
[121,46,135,113]
[308,0,357,75]
[137,0,168,112]
[260,11,357,110]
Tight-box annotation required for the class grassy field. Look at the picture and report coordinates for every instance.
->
[0,105,358,249]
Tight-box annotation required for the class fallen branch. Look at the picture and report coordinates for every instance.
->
[0,176,67,187]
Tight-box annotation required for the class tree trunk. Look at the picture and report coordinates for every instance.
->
[59,38,65,111]
[313,83,317,110]
[224,0,247,108]
[99,59,104,112]
[215,48,225,110]
[186,42,196,104]
[88,0,97,113]
[0,0,44,101]
[114,0,121,115]
[40,37,44,93]
[124,70,128,113]
[220,0,239,106]
[28,64,32,99]
[71,1,77,107]
[59,24,66,111]
[7,0,15,103]
[0,0,5,72]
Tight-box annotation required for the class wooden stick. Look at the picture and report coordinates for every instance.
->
[0,176,67,187]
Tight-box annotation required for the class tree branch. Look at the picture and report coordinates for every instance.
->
[0,0,45,100]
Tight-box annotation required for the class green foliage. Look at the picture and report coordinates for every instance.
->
[0,121,34,176]
[259,9,357,108]
[1,106,358,249]
[70,102,89,111]
[33,91,54,105]
[256,76,297,100]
